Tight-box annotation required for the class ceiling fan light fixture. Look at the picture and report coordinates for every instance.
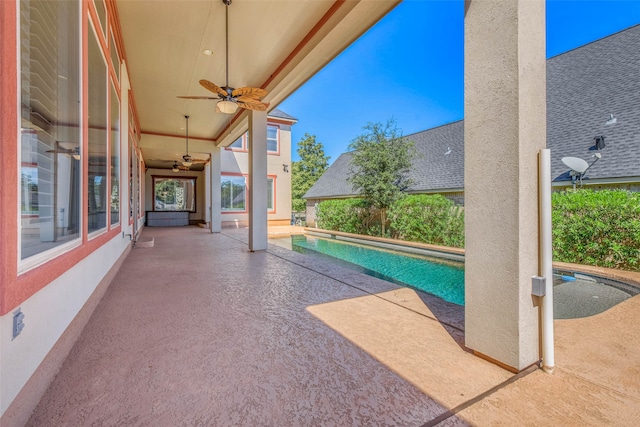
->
[172,162,180,172]
[218,100,239,114]
[182,154,193,167]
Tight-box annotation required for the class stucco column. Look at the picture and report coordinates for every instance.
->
[248,110,268,251]
[464,0,546,371]
[209,148,221,233]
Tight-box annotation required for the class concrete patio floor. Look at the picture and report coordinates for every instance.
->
[27,226,640,426]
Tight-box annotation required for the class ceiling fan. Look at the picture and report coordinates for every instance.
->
[177,0,269,114]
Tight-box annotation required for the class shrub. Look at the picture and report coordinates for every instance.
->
[552,189,640,271]
[316,199,371,234]
[388,194,465,248]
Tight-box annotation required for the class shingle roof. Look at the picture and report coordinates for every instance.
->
[304,24,640,200]
[547,24,640,182]
[303,121,465,199]
[269,108,298,122]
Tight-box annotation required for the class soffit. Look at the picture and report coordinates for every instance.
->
[117,0,399,168]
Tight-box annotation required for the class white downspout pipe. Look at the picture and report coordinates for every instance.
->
[540,149,555,373]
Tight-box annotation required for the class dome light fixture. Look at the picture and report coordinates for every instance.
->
[217,99,239,114]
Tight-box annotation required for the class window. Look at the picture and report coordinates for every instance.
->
[153,177,196,212]
[267,125,279,153]
[110,83,120,225]
[19,0,81,263]
[221,176,246,212]
[110,32,120,82]
[93,0,107,37]
[267,177,274,211]
[227,132,248,151]
[88,23,108,234]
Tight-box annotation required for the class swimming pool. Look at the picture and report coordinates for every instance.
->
[285,233,639,318]
[291,234,466,305]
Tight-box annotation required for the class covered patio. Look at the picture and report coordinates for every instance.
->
[4,1,640,424]
[25,226,640,425]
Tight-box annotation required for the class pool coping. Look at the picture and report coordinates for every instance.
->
[303,228,640,288]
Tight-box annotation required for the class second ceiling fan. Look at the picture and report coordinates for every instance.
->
[178,0,269,114]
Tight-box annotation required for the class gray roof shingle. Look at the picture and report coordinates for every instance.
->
[547,24,640,182]
[305,24,640,199]
[269,108,298,122]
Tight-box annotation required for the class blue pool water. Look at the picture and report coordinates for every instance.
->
[291,235,465,305]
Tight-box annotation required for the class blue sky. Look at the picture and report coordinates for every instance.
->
[278,0,640,163]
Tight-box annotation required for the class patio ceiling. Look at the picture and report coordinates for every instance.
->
[116,0,400,169]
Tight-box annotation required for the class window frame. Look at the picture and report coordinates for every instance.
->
[221,173,247,213]
[152,175,197,213]
[226,132,248,152]
[109,80,120,226]
[87,17,110,240]
[267,175,276,213]
[267,124,280,155]
[17,0,84,272]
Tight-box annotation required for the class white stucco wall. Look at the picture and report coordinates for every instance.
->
[0,234,130,416]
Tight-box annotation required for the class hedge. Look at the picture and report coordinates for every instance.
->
[552,189,640,271]
[317,194,464,246]
[316,190,640,271]
[387,194,464,248]
[316,198,372,235]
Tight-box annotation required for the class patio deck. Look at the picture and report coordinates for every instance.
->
[27,226,640,426]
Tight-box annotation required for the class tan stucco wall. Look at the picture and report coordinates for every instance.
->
[220,121,293,224]
[464,0,546,370]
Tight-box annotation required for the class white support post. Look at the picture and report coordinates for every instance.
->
[539,148,555,372]
[210,148,221,233]
[248,110,268,251]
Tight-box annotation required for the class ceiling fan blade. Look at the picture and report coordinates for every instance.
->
[199,79,228,97]
[232,87,268,99]
[177,96,220,100]
[237,98,269,112]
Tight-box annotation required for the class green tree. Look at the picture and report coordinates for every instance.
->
[348,119,416,236]
[291,133,330,213]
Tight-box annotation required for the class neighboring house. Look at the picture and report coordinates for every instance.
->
[304,24,640,225]
[144,109,297,227]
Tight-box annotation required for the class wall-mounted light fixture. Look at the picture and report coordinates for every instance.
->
[282,164,289,173]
